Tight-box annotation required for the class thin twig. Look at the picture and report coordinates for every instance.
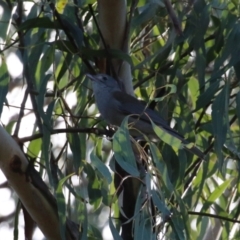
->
[19,127,115,142]
[13,88,29,137]
[188,211,240,224]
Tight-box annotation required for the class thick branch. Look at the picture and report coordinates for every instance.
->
[98,0,133,95]
[0,125,61,239]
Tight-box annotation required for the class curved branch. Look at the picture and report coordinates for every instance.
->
[0,125,61,239]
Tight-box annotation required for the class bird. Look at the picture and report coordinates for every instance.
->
[86,73,205,159]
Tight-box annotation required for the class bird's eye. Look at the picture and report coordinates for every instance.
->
[102,76,107,81]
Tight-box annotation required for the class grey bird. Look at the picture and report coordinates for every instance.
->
[87,73,205,159]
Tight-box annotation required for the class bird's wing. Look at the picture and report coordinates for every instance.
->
[113,91,183,139]
[113,91,205,159]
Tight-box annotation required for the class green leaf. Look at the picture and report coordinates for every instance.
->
[113,117,139,177]
[149,142,174,195]
[191,161,209,208]
[35,46,54,88]
[214,20,240,71]
[87,225,102,240]
[198,217,209,240]
[195,50,206,88]
[150,119,182,150]
[236,92,240,126]
[135,211,153,240]
[68,133,82,171]
[169,208,186,240]
[77,202,88,240]
[56,53,72,83]
[149,142,191,238]
[109,216,122,240]
[90,150,112,184]
[154,84,177,102]
[212,84,228,166]
[196,81,220,111]
[53,41,134,66]
[187,77,199,109]
[151,29,176,68]
[56,173,75,240]
[0,57,9,116]
[28,32,47,82]
[201,178,233,212]
[60,15,83,49]
[27,138,42,158]
[18,17,61,31]
[234,60,240,80]
[37,74,52,111]
[85,163,102,209]
[132,3,159,30]
[20,16,83,49]
[41,100,56,185]
[133,185,146,240]
[151,190,171,220]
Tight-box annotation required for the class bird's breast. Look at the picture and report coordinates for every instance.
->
[94,90,123,126]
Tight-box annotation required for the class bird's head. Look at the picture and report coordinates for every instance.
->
[86,73,120,90]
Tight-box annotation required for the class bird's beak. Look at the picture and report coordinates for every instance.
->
[86,73,95,81]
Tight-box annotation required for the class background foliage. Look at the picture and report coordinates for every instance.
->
[1,0,240,239]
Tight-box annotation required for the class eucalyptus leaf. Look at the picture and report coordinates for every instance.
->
[195,81,220,111]
[150,119,182,149]
[212,84,228,167]
[109,216,123,240]
[201,179,233,213]
[68,133,81,171]
[90,150,112,184]
[113,117,139,177]
[18,17,61,31]
[0,57,9,117]
[56,173,75,240]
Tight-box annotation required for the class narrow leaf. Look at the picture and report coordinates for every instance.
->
[0,57,9,116]
[196,81,219,111]
[212,84,228,166]
[109,216,122,240]
[68,133,81,171]
[113,117,139,177]
[90,151,112,184]
[150,119,182,150]
[201,178,232,212]
[56,173,75,240]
